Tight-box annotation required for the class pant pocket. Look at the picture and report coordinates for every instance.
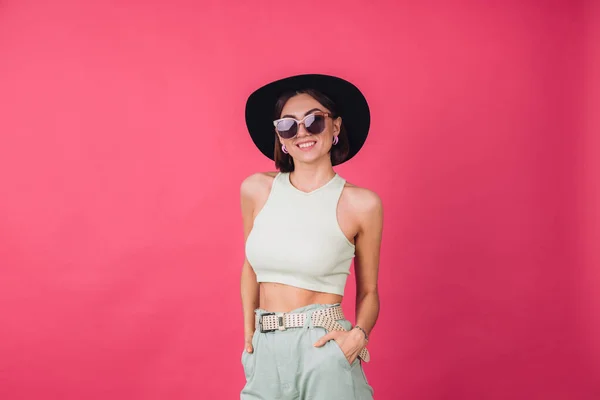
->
[329,339,352,370]
[241,350,253,380]
[241,331,258,380]
[328,319,359,370]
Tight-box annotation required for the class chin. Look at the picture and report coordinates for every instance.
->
[293,152,327,164]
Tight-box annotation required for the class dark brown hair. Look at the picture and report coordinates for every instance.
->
[273,88,350,172]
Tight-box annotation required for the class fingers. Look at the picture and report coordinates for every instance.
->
[245,341,253,353]
[313,332,337,347]
[244,331,254,353]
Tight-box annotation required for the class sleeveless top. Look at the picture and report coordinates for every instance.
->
[245,172,356,296]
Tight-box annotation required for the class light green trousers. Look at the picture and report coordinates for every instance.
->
[240,303,374,400]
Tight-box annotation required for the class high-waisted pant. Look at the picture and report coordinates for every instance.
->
[240,303,374,400]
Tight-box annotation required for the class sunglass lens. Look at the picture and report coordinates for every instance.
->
[276,119,297,139]
[305,115,325,134]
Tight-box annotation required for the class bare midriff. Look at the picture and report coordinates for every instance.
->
[259,282,343,313]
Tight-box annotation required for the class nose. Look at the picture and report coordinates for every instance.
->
[296,122,310,138]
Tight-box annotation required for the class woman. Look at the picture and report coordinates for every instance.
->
[240,74,383,399]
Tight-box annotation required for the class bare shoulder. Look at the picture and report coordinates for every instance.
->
[342,180,383,215]
[240,171,279,202]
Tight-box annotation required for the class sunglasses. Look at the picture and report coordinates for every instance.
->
[273,112,332,139]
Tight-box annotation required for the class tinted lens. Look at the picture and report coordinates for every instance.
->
[305,115,325,134]
[276,119,298,139]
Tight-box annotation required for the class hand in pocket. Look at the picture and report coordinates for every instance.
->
[313,329,366,365]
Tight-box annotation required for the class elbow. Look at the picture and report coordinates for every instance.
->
[357,285,378,300]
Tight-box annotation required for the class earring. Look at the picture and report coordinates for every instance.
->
[282,144,289,154]
[332,136,339,145]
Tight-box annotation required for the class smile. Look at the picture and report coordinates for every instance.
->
[297,141,316,149]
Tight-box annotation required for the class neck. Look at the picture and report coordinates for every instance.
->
[289,158,336,193]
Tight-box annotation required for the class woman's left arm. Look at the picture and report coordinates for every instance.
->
[312,188,383,360]
[353,189,384,340]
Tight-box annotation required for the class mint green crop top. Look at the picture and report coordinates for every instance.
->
[244,172,356,296]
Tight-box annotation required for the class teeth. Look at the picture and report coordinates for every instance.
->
[298,142,315,148]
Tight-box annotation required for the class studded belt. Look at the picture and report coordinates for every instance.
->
[255,305,370,362]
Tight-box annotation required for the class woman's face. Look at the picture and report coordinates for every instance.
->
[278,93,341,165]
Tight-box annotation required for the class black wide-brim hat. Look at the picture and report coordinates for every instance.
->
[245,74,370,163]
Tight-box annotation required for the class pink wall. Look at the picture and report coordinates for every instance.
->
[0,1,595,399]
[581,0,600,389]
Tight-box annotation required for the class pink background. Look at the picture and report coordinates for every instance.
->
[0,1,598,399]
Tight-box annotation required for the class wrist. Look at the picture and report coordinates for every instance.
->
[353,325,369,342]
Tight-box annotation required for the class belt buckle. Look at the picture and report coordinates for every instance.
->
[258,312,287,333]
[258,312,276,333]
[276,312,287,331]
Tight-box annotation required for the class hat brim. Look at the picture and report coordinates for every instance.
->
[245,74,370,163]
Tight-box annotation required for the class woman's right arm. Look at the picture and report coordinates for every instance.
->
[240,174,260,353]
